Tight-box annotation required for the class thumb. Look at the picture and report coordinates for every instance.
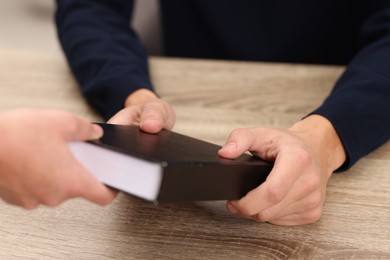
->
[63,117,103,141]
[88,124,104,140]
[218,128,256,159]
[79,180,118,206]
[70,165,118,206]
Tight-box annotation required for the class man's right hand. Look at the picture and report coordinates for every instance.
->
[108,88,176,133]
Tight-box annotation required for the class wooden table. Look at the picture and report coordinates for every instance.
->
[0,49,389,259]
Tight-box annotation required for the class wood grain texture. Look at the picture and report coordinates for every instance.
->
[0,49,389,259]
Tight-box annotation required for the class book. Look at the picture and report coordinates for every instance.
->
[69,123,273,202]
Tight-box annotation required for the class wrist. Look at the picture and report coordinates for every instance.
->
[289,114,346,172]
[124,88,158,107]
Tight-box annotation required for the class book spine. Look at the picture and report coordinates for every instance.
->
[156,163,272,202]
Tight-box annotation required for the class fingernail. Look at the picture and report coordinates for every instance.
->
[227,201,238,214]
[90,124,103,140]
[140,119,162,133]
[222,142,237,150]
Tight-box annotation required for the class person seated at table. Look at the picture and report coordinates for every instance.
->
[0,108,116,209]
[55,0,390,225]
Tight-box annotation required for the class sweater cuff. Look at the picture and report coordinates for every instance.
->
[308,106,354,172]
[85,74,154,121]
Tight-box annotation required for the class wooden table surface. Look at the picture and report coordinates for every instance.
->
[0,49,389,259]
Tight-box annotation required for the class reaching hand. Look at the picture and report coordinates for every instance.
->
[0,108,117,209]
[108,88,175,133]
[218,115,346,225]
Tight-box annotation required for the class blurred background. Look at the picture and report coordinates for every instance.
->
[0,0,59,52]
[0,0,161,54]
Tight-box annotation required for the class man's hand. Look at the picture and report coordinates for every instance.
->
[218,115,346,225]
[0,108,117,209]
[108,88,175,133]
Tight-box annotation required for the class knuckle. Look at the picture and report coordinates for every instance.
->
[305,208,323,223]
[266,184,285,204]
[230,128,248,137]
[294,147,313,169]
[58,110,75,122]
[3,195,39,210]
[41,197,61,208]
[234,200,258,217]
[68,116,80,131]
[241,208,257,217]
[66,182,82,198]
[98,195,114,206]
[236,205,254,217]
[253,210,271,222]
[303,175,321,195]
[304,194,323,211]
[21,200,38,210]
[227,128,250,142]
[60,112,79,132]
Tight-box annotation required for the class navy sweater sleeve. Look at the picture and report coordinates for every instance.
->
[55,0,390,171]
[55,0,152,120]
[312,4,390,170]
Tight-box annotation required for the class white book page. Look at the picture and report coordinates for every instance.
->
[69,141,163,201]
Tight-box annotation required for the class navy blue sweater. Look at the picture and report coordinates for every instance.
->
[56,0,390,170]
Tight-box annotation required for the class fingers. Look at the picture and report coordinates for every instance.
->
[0,108,116,209]
[264,195,323,224]
[107,106,141,125]
[65,121,103,141]
[108,99,175,133]
[0,192,39,210]
[257,177,322,220]
[218,128,258,158]
[64,163,118,206]
[78,183,118,206]
[265,195,324,226]
[139,100,175,133]
[56,112,103,141]
[267,208,323,226]
[56,114,116,205]
[221,128,305,214]
[218,127,278,160]
[4,108,103,142]
[227,180,323,226]
[226,152,320,225]
[227,199,322,226]
[219,126,328,226]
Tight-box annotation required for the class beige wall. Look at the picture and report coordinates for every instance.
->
[0,0,160,54]
[0,0,60,52]
[132,0,161,55]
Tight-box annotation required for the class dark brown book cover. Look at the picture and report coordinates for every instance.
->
[70,123,273,202]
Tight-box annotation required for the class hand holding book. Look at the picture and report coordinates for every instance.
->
[70,123,272,202]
